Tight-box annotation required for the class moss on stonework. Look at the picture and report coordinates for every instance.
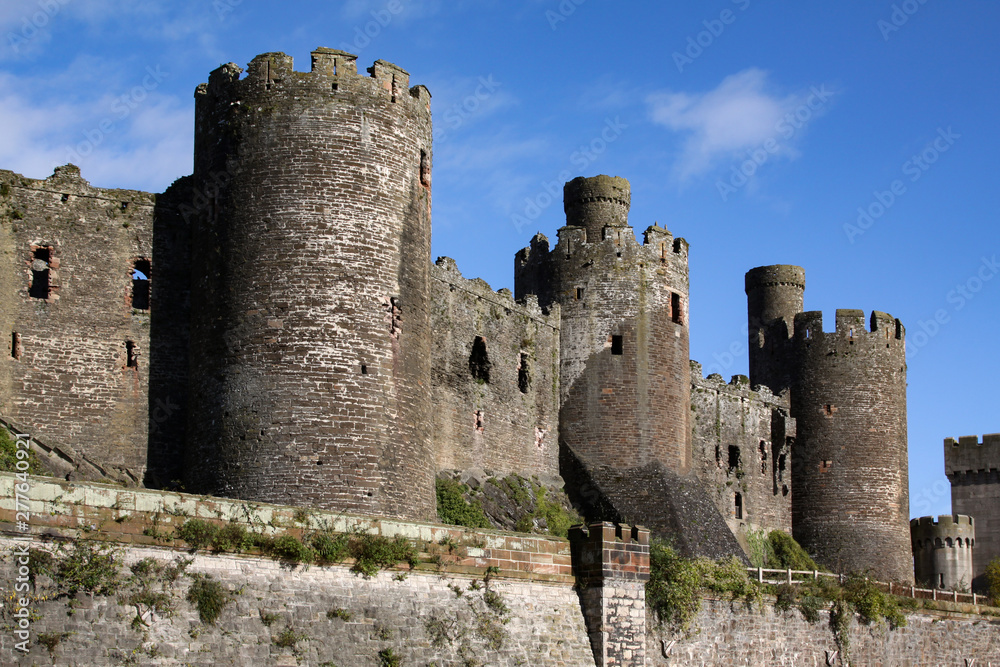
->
[0,427,49,475]
[439,472,580,537]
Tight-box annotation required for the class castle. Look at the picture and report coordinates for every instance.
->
[0,47,996,590]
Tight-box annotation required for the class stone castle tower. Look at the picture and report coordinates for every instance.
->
[945,433,1000,591]
[910,514,975,590]
[0,49,931,583]
[746,266,912,583]
[514,176,691,472]
[182,49,436,519]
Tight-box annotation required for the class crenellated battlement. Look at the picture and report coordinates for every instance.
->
[689,360,785,406]
[911,515,975,549]
[945,433,1000,475]
[196,48,431,111]
[568,521,650,582]
[793,309,905,346]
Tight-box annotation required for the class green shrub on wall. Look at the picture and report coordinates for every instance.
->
[646,539,762,635]
[986,557,1000,607]
[767,531,821,571]
[436,478,490,529]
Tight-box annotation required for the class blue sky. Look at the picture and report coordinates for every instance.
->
[2,0,997,519]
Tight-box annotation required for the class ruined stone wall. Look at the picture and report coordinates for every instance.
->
[184,49,436,519]
[911,514,976,591]
[649,597,1000,666]
[0,166,152,481]
[790,309,911,582]
[515,176,691,474]
[430,258,560,480]
[946,433,1000,592]
[690,362,793,538]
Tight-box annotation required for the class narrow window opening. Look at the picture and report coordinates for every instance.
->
[360,364,368,375]
[469,336,491,383]
[671,293,683,325]
[759,441,767,474]
[420,150,430,187]
[823,404,836,416]
[576,287,585,300]
[777,452,787,481]
[60,193,69,203]
[11,332,21,360]
[805,329,811,339]
[938,573,944,589]
[121,201,129,212]
[29,247,51,299]
[125,340,138,368]
[781,484,789,497]
[610,335,623,356]
[131,259,150,310]
[727,445,741,473]
[474,410,485,432]
[517,353,530,394]
[715,444,722,468]
[734,493,743,520]
[332,82,339,91]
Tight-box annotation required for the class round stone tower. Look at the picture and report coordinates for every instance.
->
[745,265,805,394]
[184,49,435,520]
[790,309,911,582]
[563,175,631,242]
[911,514,975,590]
[516,175,691,472]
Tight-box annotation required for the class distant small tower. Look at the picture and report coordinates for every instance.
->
[945,433,1000,592]
[515,175,691,471]
[790,309,910,582]
[911,515,975,590]
[745,265,805,395]
[184,49,436,520]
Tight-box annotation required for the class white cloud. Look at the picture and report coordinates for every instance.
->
[0,68,191,192]
[648,69,831,182]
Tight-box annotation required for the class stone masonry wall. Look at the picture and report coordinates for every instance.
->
[690,362,794,540]
[0,166,153,481]
[430,257,561,480]
[3,476,1000,666]
[571,522,650,666]
[0,538,594,667]
[649,597,1000,666]
[946,433,1000,592]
